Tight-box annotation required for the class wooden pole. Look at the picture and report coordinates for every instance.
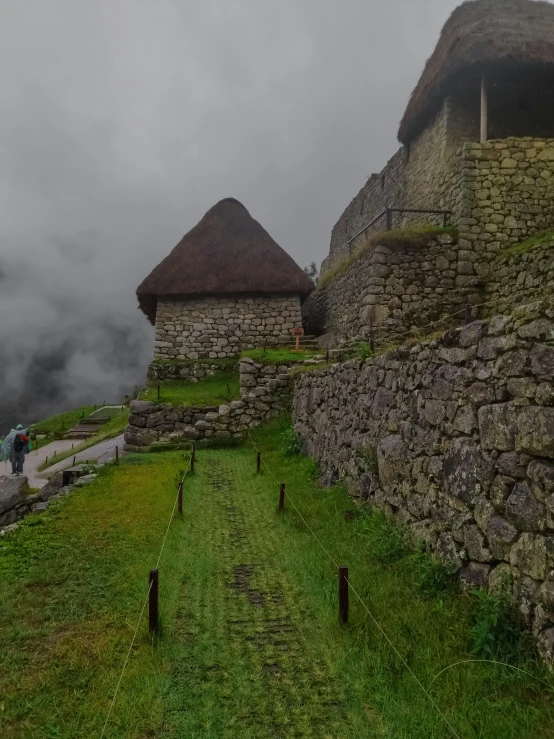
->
[149,569,159,632]
[178,482,183,514]
[191,443,195,473]
[339,566,349,624]
[256,452,261,474]
[480,75,488,144]
[279,483,285,511]
[115,446,119,465]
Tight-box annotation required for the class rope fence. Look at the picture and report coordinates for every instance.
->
[99,452,193,738]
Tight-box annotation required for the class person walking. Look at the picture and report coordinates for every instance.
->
[2,425,31,476]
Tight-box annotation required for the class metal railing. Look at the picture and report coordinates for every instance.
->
[346,207,452,250]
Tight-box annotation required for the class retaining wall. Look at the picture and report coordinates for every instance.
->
[293,299,554,664]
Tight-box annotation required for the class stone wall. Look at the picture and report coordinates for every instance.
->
[293,299,554,663]
[154,294,302,360]
[124,358,321,451]
[456,138,554,283]
[303,233,483,345]
[147,360,226,383]
[484,240,554,317]
[322,99,475,275]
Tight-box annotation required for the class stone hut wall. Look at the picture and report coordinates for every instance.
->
[147,361,226,383]
[303,233,484,346]
[154,294,302,361]
[293,299,554,664]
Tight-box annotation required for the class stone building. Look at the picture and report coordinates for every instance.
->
[137,198,313,361]
[321,0,554,276]
[305,0,554,347]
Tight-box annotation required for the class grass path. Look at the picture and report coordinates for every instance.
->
[2,419,554,737]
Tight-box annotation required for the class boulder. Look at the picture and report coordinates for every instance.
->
[129,400,155,416]
[0,476,28,515]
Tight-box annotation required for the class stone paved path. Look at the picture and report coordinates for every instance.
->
[37,434,125,481]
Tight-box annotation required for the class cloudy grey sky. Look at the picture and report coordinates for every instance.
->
[0,0,463,428]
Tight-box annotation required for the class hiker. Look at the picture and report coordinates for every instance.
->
[2,424,31,476]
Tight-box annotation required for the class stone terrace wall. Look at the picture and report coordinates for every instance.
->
[124,358,321,451]
[147,361,226,383]
[303,233,483,345]
[322,99,474,274]
[293,299,554,663]
[484,240,554,318]
[154,294,302,360]
[454,138,554,283]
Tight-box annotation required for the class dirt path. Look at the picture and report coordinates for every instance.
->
[161,451,363,739]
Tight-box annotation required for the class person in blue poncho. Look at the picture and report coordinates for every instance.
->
[2,424,32,476]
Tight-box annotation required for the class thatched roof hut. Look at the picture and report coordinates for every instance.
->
[137,198,314,324]
[398,0,554,144]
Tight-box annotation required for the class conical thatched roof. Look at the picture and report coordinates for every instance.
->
[137,198,314,324]
[398,0,554,144]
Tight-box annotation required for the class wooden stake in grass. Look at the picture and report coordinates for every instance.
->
[115,446,119,465]
[157,385,160,401]
[149,569,159,633]
[279,483,285,511]
[339,566,349,625]
[191,444,195,473]
[256,452,261,474]
[73,456,76,466]
[178,482,183,514]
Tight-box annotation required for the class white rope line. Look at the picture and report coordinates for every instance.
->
[99,581,153,739]
[427,659,554,693]
[99,452,192,737]
[248,431,461,739]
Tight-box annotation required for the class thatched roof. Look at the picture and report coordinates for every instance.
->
[137,198,314,323]
[398,0,554,144]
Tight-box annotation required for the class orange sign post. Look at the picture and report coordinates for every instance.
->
[291,327,304,351]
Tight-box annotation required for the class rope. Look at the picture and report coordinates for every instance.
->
[247,431,461,739]
[99,453,192,737]
[427,659,554,693]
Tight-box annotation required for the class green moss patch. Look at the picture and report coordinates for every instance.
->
[241,348,321,364]
[500,229,554,259]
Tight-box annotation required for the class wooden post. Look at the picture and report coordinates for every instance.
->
[191,443,195,473]
[339,566,349,624]
[178,482,183,514]
[157,385,160,401]
[256,452,261,474]
[385,208,392,231]
[115,446,119,465]
[443,212,448,228]
[73,456,76,466]
[480,75,488,144]
[149,569,159,632]
[279,483,285,511]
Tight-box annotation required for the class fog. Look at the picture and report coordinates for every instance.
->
[0,0,464,431]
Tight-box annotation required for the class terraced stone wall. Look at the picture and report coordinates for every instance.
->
[293,299,554,664]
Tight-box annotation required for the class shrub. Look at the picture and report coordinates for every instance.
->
[280,426,302,456]
[470,590,525,661]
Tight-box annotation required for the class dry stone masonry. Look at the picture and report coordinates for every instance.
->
[293,299,554,664]
[147,360,226,383]
[154,295,302,360]
[124,357,321,451]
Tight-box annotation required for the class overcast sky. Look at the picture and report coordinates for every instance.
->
[0,0,466,428]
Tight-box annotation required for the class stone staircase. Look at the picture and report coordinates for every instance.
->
[65,405,125,440]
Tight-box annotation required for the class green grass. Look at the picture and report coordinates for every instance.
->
[241,348,321,364]
[30,406,97,440]
[140,370,239,407]
[38,410,130,472]
[318,225,459,290]
[3,416,554,737]
[500,229,554,258]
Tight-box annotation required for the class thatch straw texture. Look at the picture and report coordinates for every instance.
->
[137,198,314,324]
[398,0,554,144]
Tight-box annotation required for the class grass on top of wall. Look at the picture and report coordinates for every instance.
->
[139,369,240,407]
[500,229,554,259]
[151,357,238,369]
[317,225,459,290]
[30,406,97,440]
[241,348,322,365]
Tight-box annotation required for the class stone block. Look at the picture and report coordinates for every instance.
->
[516,407,554,458]
[505,482,545,532]
[478,403,517,451]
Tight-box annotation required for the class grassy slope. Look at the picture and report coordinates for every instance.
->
[38,410,130,471]
[31,405,97,440]
[140,370,239,407]
[1,418,553,737]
